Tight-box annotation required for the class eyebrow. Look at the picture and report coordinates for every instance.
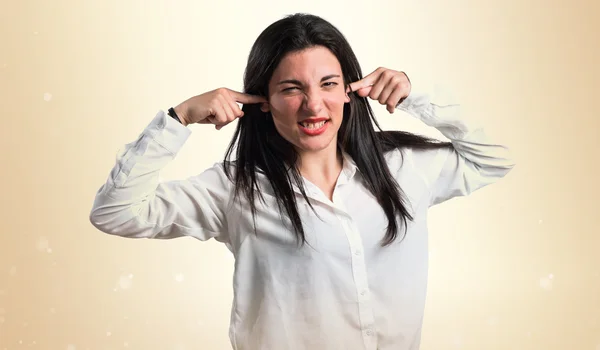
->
[277,74,341,85]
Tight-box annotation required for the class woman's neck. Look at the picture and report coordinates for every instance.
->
[296,144,343,199]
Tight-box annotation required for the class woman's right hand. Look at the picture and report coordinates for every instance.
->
[173,88,268,129]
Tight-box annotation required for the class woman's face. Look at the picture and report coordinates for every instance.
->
[262,46,351,157]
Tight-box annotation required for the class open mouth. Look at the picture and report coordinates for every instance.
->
[298,120,329,129]
[297,119,330,136]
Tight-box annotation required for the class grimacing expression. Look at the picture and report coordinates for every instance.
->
[261,46,351,156]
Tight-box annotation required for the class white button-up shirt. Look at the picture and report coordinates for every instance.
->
[90,76,515,350]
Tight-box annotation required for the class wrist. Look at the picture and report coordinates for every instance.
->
[172,104,189,127]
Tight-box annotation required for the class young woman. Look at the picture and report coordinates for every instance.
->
[90,13,514,350]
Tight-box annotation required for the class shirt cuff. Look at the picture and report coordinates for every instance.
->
[141,109,192,155]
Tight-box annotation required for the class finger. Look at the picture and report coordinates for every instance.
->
[216,99,242,131]
[378,75,402,106]
[355,86,372,98]
[217,94,237,123]
[229,90,268,104]
[211,102,229,126]
[346,82,373,97]
[386,87,401,113]
[347,68,383,92]
[348,78,376,94]
[226,97,244,118]
[346,84,373,96]
[198,115,215,124]
[369,70,395,101]
[387,84,409,113]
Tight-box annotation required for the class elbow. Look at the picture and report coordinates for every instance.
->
[89,203,160,239]
[89,206,140,238]
[89,187,158,238]
[89,208,122,236]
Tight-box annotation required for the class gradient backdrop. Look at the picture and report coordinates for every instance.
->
[1,0,599,349]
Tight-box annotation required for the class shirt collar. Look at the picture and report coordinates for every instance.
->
[289,150,359,199]
[253,150,360,199]
[337,150,359,186]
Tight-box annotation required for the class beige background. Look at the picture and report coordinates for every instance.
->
[1,0,599,349]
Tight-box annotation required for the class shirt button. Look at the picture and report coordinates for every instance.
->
[354,250,362,256]
[366,329,374,336]
[361,290,367,296]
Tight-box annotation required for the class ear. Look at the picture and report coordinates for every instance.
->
[260,102,270,113]
[344,88,351,103]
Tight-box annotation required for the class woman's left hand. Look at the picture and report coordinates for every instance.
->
[347,67,411,114]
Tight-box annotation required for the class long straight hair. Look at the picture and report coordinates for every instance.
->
[223,13,451,247]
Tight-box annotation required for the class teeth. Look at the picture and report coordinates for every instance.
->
[301,120,326,129]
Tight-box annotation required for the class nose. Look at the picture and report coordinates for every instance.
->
[302,90,323,115]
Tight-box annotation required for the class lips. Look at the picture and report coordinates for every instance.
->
[297,117,330,128]
[298,117,329,123]
[298,118,329,136]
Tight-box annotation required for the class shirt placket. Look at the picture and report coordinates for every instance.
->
[332,193,378,350]
[294,167,378,349]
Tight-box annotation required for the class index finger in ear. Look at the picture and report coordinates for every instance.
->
[346,83,374,94]
[230,90,269,104]
[347,69,382,93]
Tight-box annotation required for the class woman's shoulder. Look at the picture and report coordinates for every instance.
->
[196,160,270,191]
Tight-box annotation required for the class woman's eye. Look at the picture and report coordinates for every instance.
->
[282,82,337,92]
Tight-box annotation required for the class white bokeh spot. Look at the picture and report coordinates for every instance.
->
[174,273,184,283]
[67,345,76,350]
[539,273,555,290]
[539,277,553,290]
[44,93,52,102]
[117,273,134,290]
[36,237,50,252]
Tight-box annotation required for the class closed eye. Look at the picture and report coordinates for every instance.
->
[282,82,338,92]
